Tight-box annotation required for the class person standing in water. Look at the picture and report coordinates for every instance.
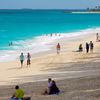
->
[27,53,31,67]
[90,41,94,52]
[56,43,60,54]
[9,41,13,46]
[20,52,25,68]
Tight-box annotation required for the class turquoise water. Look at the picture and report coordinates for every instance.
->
[0,10,100,61]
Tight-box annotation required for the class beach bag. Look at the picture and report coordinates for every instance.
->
[23,97,31,100]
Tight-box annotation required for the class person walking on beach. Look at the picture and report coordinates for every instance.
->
[86,42,89,53]
[20,52,25,68]
[27,52,31,67]
[10,85,24,100]
[96,33,99,41]
[90,41,94,52]
[56,43,60,54]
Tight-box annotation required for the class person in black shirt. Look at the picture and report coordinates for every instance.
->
[90,41,94,52]
[86,42,89,53]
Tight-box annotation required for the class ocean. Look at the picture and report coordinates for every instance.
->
[0,10,100,62]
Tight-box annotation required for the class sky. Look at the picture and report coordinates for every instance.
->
[0,0,100,9]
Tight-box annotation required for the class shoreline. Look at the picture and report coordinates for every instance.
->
[0,27,100,63]
[0,28,99,86]
[1,28,100,100]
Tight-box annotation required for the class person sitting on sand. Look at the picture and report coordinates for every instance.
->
[20,52,25,68]
[78,44,83,52]
[56,43,60,54]
[49,80,60,95]
[10,85,24,100]
[27,52,31,67]
[43,78,60,95]
[43,78,52,95]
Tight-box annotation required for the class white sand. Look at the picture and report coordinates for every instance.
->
[1,30,100,100]
[0,30,99,86]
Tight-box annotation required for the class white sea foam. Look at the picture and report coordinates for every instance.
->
[0,27,100,62]
[72,12,100,14]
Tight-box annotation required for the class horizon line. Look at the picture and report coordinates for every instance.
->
[0,8,87,10]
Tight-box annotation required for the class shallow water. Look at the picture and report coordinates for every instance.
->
[0,10,100,62]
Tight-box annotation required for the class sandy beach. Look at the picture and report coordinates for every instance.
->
[1,31,100,100]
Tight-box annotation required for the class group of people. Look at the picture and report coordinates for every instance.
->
[78,41,94,53]
[56,41,94,54]
[43,78,60,95]
[20,52,31,68]
[17,33,100,68]
[56,33,100,54]
[9,42,13,46]
[10,78,60,100]
[9,33,99,100]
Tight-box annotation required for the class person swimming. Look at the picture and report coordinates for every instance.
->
[9,42,13,46]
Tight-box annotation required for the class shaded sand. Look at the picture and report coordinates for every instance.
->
[1,31,100,100]
[1,76,100,100]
